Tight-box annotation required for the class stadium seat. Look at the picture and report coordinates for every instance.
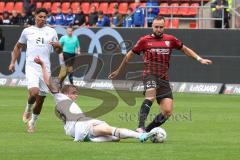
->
[188,3,199,16]
[168,3,179,15]
[51,2,61,14]
[81,2,90,14]
[177,3,189,16]
[62,2,71,14]
[108,2,118,15]
[71,2,80,14]
[4,2,14,12]
[98,2,108,14]
[189,21,198,29]
[14,2,23,13]
[129,2,146,11]
[0,2,5,14]
[42,2,52,10]
[119,3,128,14]
[159,3,168,16]
[164,19,170,28]
[91,2,99,11]
[171,19,179,28]
[36,2,42,9]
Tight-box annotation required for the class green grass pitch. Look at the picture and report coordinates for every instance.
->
[0,87,239,160]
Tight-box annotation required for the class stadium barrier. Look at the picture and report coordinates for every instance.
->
[0,77,227,95]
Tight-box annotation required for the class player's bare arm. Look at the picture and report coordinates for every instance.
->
[181,45,213,65]
[108,50,135,79]
[49,41,62,54]
[34,56,59,93]
[8,42,25,72]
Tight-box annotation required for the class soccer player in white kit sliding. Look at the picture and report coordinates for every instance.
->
[8,8,62,133]
[34,56,158,142]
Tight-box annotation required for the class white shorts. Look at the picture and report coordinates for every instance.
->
[74,119,107,142]
[25,66,49,96]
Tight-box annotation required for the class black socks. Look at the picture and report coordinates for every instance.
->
[138,99,153,128]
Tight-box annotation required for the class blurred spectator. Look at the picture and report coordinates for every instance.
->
[146,0,159,27]
[211,0,231,28]
[89,5,98,26]
[65,8,75,26]
[133,0,145,27]
[46,10,55,26]
[2,11,11,25]
[26,10,35,26]
[123,7,134,27]
[0,28,5,51]
[96,11,110,27]
[111,5,123,27]
[19,10,29,26]
[10,10,20,25]
[55,7,65,26]
[24,0,36,16]
[74,6,86,26]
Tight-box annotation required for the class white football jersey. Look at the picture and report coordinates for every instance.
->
[18,25,58,72]
[53,93,83,136]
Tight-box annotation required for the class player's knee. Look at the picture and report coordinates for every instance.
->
[162,108,173,117]
[29,89,39,97]
[146,96,155,102]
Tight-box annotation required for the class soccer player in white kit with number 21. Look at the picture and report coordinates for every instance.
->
[8,8,62,133]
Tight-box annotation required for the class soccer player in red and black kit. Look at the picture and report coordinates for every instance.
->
[108,16,212,133]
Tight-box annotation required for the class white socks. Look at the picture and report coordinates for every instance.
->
[29,113,39,125]
[112,128,141,139]
[24,103,33,113]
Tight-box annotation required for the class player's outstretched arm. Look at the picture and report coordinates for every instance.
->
[49,41,62,54]
[34,56,59,93]
[108,50,135,79]
[8,42,24,72]
[181,45,213,65]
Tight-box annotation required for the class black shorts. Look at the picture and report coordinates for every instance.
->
[143,75,173,101]
[63,52,76,66]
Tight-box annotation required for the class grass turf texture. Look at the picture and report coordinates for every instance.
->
[0,87,239,160]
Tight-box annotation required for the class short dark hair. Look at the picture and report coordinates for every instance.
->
[35,8,48,15]
[153,16,165,22]
[61,85,79,95]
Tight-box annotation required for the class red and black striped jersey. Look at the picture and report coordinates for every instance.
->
[132,33,183,80]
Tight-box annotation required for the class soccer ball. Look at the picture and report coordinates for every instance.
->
[150,127,167,143]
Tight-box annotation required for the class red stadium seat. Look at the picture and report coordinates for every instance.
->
[168,3,179,15]
[14,2,23,13]
[108,2,118,14]
[119,3,128,14]
[51,2,61,14]
[81,2,90,14]
[172,19,179,28]
[177,3,189,16]
[98,2,108,14]
[91,2,99,11]
[36,2,42,9]
[0,2,5,14]
[129,3,137,11]
[71,2,80,14]
[189,21,198,29]
[129,2,146,11]
[4,2,14,12]
[159,3,168,16]
[62,2,71,14]
[42,2,52,10]
[188,3,199,16]
[164,19,170,28]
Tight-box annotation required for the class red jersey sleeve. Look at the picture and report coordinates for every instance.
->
[172,36,183,50]
[132,37,145,55]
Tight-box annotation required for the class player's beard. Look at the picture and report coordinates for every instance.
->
[153,32,163,39]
